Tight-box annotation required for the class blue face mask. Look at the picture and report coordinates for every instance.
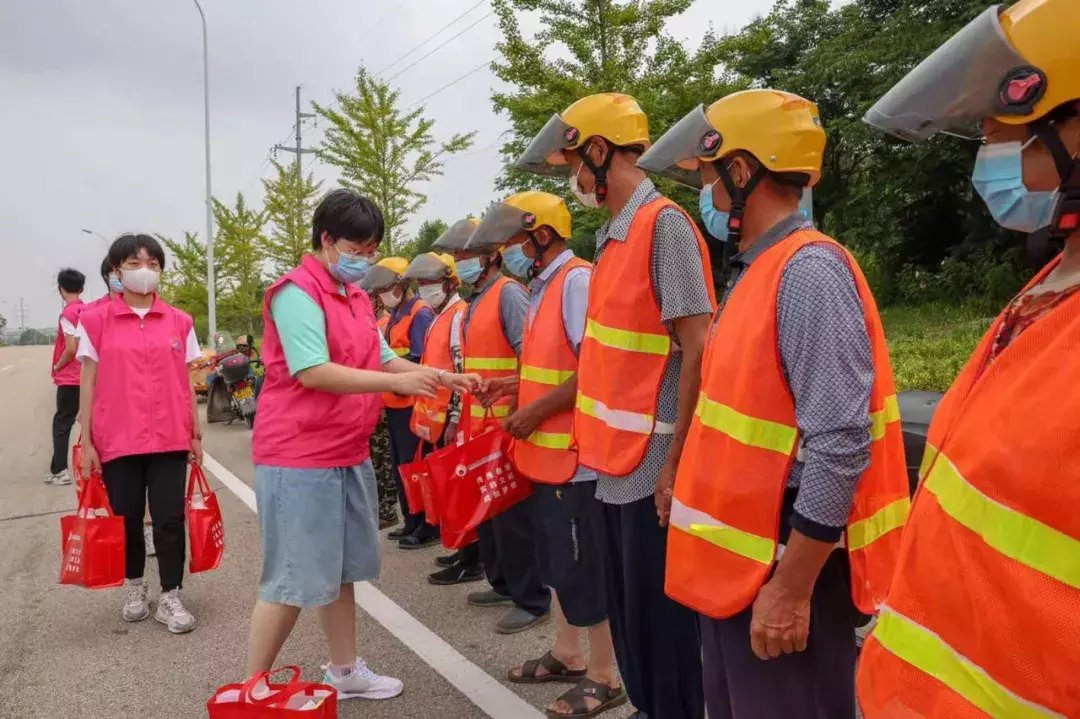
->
[972,140,1058,234]
[456,257,484,285]
[329,244,374,284]
[699,183,731,242]
[502,244,534,279]
[108,274,124,293]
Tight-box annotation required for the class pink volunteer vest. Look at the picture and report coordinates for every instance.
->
[252,254,383,468]
[80,295,195,464]
[52,299,85,387]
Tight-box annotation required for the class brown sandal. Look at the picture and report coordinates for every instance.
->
[545,679,627,718]
[507,651,587,684]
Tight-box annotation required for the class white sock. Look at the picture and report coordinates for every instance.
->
[329,661,356,679]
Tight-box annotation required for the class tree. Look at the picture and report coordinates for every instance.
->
[261,158,323,276]
[490,0,735,253]
[214,192,269,336]
[315,67,476,250]
[397,218,449,260]
[0,313,6,335]
[159,231,212,340]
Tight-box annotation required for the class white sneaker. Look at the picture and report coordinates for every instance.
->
[122,579,150,622]
[322,659,404,700]
[143,525,156,556]
[155,588,196,634]
[46,470,72,486]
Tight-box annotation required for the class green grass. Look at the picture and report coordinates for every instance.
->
[881,303,996,392]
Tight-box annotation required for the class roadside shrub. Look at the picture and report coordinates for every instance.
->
[881,304,994,392]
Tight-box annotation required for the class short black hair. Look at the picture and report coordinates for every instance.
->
[108,234,166,271]
[57,268,85,294]
[100,256,112,285]
[311,189,385,250]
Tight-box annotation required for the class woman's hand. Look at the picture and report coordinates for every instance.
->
[190,437,204,466]
[82,443,101,477]
[392,372,439,398]
[442,372,482,393]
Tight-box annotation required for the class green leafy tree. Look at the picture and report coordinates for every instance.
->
[490,0,734,254]
[0,313,6,335]
[261,158,324,276]
[214,192,269,336]
[315,68,476,250]
[159,231,212,340]
[397,218,449,260]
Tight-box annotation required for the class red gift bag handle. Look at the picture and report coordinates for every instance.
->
[77,469,114,518]
[240,665,303,705]
[187,463,212,500]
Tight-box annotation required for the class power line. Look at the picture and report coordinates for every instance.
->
[374,0,489,77]
[405,57,494,110]
[384,11,495,83]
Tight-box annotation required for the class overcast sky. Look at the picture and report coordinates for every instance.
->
[1,0,807,329]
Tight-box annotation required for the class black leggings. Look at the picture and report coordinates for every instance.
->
[50,386,79,474]
[101,451,188,591]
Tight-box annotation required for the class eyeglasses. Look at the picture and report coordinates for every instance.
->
[334,239,380,262]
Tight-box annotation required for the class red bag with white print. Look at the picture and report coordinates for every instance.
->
[59,470,125,589]
[186,463,225,573]
[207,666,338,718]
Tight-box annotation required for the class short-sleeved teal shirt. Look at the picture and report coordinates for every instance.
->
[271,283,396,376]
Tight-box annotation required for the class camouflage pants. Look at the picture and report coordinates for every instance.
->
[370,412,398,522]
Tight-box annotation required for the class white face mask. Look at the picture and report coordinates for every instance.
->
[417,284,447,308]
[570,163,601,208]
[379,289,402,309]
[120,267,160,295]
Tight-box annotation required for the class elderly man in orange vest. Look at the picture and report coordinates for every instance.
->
[469,191,627,717]
[639,90,909,719]
[517,93,712,719]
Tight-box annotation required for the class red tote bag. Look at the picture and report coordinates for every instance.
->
[208,666,337,718]
[426,409,532,536]
[187,463,225,574]
[397,444,429,516]
[59,471,125,590]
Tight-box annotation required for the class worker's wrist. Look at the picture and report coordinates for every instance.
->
[436,369,448,386]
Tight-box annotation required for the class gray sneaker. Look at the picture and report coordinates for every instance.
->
[155,589,195,634]
[122,579,150,622]
[46,470,72,486]
[495,607,550,634]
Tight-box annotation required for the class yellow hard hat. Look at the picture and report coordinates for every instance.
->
[466,192,573,252]
[638,90,825,188]
[403,252,457,282]
[360,256,410,291]
[432,218,480,252]
[865,0,1080,142]
[516,93,650,177]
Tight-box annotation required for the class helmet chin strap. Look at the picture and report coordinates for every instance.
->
[577,140,616,203]
[1030,119,1080,240]
[714,159,768,282]
[525,231,553,274]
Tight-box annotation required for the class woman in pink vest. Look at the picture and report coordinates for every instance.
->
[245,189,478,702]
[77,234,204,635]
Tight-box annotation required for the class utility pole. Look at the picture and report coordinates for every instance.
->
[16,298,27,331]
[275,86,316,240]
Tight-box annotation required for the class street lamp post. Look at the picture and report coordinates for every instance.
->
[192,0,216,339]
[81,228,108,246]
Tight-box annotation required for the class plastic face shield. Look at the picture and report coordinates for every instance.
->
[516,114,579,177]
[637,104,717,188]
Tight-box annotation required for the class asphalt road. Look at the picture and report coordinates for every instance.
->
[0,345,637,719]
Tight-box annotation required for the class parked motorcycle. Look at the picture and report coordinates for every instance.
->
[206,334,262,428]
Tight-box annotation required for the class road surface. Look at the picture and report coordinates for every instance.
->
[0,345,637,719]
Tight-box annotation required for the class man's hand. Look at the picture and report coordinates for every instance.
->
[476,376,518,408]
[749,578,811,660]
[655,460,677,526]
[391,372,439,398]
[443,372,482,394]
[503,404,542,440]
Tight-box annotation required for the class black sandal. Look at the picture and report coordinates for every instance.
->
[545,679,627,718]
[507,651,587,684]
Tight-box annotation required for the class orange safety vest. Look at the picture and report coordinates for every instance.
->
[382,298,429,410]
[376,314,390,334]
[857,256,1080,719]
[463,276,521,437]
[514,256,592,484]
[666,230,909,619]
[575,197,716,476]
[410,298,466,443]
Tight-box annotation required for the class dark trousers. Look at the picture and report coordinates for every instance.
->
[101,451,188,591]
[699,552,857,719]
[50,385,79,474]
[386,407,427,530]
[604,495,704,719]
[478,496,551,616]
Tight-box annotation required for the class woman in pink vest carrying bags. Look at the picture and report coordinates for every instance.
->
[244,190,479,702]
[77,234,204,635]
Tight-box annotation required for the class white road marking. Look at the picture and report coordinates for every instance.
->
[201,451,545,719]
[0,365,12,372]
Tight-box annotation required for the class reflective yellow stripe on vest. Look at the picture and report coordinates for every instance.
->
[521,364,574,386]
[525,430,572,450]
[694,394,798,455]
[393,346,410,357]
[470,404,511,419]
[923,449,1080,589]
[847,497,910,551]
[870,394,900,441]
[577,393,657,435]
[872,606,1061,719]
[670,498,776,565]
[585,318,670,356]
[464,357,520,371]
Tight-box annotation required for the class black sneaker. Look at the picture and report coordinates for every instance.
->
[435,552,461,568]
[388,520,420,540]
[427,563,485,585]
